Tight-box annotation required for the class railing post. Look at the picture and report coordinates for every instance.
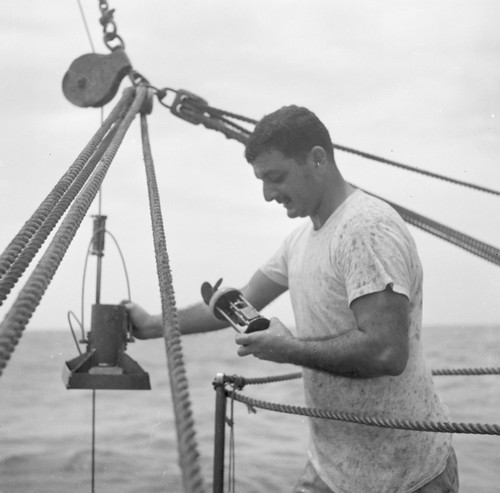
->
[212,373,227,493]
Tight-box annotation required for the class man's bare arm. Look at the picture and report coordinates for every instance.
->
[236,287,409,378]
[125,269,287,338]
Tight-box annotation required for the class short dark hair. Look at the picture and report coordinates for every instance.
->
[245,105,334,163]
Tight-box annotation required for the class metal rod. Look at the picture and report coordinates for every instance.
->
[215,307,241,333]
[90,214,106,490]
[91,215,107,304]
[213,373,227,493]
[91,389,96,493]
[95,256,103,304]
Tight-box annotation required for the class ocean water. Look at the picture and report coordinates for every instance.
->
[0,325,498,493]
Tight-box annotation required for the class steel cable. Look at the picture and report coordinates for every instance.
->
[0,87,143,375]
[432,367,500,376]
[140,111,206,493]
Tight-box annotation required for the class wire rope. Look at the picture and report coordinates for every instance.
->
[76,0,96,53]
[67,311,84,354]
[73,5,111,489]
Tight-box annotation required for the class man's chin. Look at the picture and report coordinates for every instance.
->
[281,201,305,218]
[285,207,303,219]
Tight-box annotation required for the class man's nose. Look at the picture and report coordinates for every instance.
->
[263,182,279,202]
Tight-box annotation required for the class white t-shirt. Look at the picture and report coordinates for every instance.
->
[260,190,451,493]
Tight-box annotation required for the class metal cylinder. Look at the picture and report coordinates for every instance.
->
[91,214,107,257]
[89,304,128,367]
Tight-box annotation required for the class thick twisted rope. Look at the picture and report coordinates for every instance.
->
[387,199,500,267]
[167,102,500,268]
[354,188,500,267]
[140,111,206,493]
[230,391,500,436]
[224,372,303,388]
[333,143,500,196]
[0,87,144,374]
[224,365,500,389]
[0,90,134,281]
[0,124,122,307]
[168,99,500,196]
[223,367,500,436]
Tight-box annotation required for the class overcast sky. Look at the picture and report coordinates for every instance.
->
[1,1,499,332]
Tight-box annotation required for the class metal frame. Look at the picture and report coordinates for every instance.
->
[212,373,228,493]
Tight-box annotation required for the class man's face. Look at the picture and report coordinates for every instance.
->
[251,149,320,219]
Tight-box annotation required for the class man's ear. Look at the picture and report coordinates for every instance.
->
[310,146,328,167]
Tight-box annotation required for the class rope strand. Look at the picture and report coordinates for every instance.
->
[230,391,500,436]
[140,111,206,493]
[0,123,122,307]
[223,365,500,388]
[0,89,134,282]
[167,96,500,196]
[333,143,500,196]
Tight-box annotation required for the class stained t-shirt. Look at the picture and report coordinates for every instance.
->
[260,190,451,493]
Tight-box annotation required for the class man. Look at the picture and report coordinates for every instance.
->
[126,106,458,492]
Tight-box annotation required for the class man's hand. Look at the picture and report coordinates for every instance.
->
[235,317,295,364]
[122,301,162,339]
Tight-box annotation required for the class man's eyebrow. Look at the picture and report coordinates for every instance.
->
[259,169,285,180]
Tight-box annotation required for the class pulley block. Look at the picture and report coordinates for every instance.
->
[62,48,132,108]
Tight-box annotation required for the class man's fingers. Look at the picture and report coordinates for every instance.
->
[237,344,252,357]
[235,333,251,346]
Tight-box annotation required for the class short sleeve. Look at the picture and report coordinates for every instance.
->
[334,213,413,305]
[259,240,289,287]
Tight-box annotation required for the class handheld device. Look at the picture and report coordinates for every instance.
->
[201,278,270,333]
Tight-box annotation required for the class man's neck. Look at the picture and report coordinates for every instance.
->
[310,181,356,230]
